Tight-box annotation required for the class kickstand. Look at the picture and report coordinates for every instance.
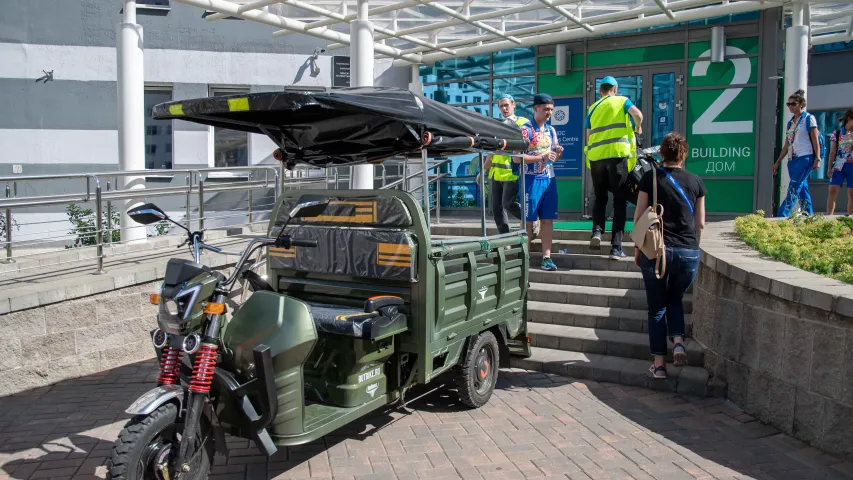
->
[394,366,418,414]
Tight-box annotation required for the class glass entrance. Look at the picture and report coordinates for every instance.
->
[582,65,683,218]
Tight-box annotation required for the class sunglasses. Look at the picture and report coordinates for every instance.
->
[786,102,799,107]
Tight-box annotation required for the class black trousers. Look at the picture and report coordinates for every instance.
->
[489,177,520,234]
[590,157,629,249]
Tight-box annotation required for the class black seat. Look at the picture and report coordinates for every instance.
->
[306,296,407,341]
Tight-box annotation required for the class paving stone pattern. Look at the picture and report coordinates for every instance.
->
[1,361,852,480]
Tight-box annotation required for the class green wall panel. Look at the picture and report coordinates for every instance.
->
[557,178,583,210]
[586,44,684,68]
[688,36,759,58]
[686,87,757,177]
[703,179,754,213]
[537,72,585,97]
[537,54,585,72]
[687,57,758,87]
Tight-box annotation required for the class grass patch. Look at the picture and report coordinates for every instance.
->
[734,210,853,285]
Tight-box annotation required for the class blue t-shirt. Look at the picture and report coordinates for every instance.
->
[520,120,559,179]
[585,97,635,129]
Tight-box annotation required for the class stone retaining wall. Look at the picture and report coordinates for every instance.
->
[0,282,162,396]
[0,234,243,397]
[693,221,853,459]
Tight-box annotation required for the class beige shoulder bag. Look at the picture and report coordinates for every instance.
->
[630,168,666,279]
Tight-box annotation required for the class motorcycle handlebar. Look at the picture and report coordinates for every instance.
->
[289,239,318,248]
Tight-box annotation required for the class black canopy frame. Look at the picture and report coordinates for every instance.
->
[152,86,529,168]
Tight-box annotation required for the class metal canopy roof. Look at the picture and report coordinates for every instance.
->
[173,0,852,65]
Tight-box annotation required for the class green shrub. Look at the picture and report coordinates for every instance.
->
[734,210,853,284]
[65,204,170,248]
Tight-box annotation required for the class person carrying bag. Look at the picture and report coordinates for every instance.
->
[632,132,706,380]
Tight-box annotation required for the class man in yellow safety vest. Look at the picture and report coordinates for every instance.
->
[478,94,530,234]
[585,76,644,260]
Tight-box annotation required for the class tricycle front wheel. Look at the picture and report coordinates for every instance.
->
[107,402,213,480]
[455,331,500,408]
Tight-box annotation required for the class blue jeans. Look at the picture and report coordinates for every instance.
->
[640,247,700,356]
[777,154,815,217]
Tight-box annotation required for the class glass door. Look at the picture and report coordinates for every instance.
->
[581,65,683,219]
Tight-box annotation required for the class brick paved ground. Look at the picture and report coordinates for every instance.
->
[1,360,852,480]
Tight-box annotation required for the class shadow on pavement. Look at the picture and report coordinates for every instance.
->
[496,368,853,480]
[2,359,852,479]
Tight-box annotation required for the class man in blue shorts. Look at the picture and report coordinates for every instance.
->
[515,93,563,271]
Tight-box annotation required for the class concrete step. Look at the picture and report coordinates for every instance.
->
[431,235,630,255]
[510,346,711,397]
[530,251,641,272]
[527,323,704,365]
[532,239,635,256]
[526,301,693,336]
[528,282,694,313]
[529,269,644,290]
[431,224,617,242]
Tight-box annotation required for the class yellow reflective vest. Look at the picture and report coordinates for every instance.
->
[489,116,529,181]
[584,96,637,171]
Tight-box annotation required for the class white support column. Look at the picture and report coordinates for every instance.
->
[117,0,146,243]
[780,2,810,209]
[350,0,375,189]
[406,64,424,198]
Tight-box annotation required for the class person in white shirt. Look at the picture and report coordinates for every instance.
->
[772,89,822,217]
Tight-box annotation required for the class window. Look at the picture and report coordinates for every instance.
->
[492,48,535,76]
[420,54,490,84]
[462,104,490,116]
[211,88,250,168]
[423,81,490,105]
[811,110,849,181]
[492,76,535,102]
[144,89,173,170]
[137,0,170,6]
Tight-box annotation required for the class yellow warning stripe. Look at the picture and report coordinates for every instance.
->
[298,201,377,224]
[168,104,184,116]
[304,214,375,223]
[378,255,411,265]
[227,97,250,112]
[378,260,411,268]
[377,243,412,255]
[269,247,295,258]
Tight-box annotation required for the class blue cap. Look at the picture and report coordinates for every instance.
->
[601,76,618,87]
[497,93,515,102]
[533,93,554,105]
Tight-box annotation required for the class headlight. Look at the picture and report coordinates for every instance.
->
[158,285,202,334]
[165,300,180,316]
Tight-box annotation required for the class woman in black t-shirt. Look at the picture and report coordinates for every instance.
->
[633,132,706,379]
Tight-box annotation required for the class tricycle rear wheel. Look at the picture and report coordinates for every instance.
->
[455,331,500,408]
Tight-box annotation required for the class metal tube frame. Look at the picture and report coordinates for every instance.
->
[4,184,12,264]
[95,178,105,274]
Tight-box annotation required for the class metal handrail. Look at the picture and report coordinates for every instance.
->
[0,159,448,275]
[0,166,291,273]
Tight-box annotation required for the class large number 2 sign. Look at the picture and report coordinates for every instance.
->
[691,46,754,135]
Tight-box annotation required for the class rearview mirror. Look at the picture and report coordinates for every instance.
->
[289,195,329,219]
[128,203,168,225]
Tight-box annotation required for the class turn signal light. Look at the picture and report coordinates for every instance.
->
[204,302,226,315]
[150,294,161,305]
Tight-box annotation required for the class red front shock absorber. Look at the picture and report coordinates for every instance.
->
[189,344,218,393]
[157,347,182,386]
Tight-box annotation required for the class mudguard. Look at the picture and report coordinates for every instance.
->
[125,384,185,415]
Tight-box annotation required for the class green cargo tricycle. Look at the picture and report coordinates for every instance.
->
[107,87,532,479]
